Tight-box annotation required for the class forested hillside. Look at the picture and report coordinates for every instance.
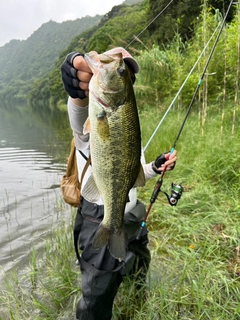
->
[0,0,236,106]
[147,0,235,43]
[0,16,102,103]
[38,0,236,108]
[37,1,149,106]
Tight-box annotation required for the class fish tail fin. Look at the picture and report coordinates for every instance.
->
[109,228,127,262]
[92,224,127,261]
[92,223,110,249]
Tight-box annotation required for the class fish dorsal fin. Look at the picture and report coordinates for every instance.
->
[83,117,91,135]
[133,164,145,188]
[82,174,101,202]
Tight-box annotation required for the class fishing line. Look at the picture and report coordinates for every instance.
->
[172,0,234,150]
[143,20,222,152]
[137,0,235,240]
[125,0,174,49]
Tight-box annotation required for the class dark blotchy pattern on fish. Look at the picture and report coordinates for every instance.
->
[83,51,145,261]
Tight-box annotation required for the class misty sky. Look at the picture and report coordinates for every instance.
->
[0,0,124,47]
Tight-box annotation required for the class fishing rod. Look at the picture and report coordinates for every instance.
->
[125,0,174,50]
[143,19,222,153]
[136,0,234,240]
[172,0,234,150]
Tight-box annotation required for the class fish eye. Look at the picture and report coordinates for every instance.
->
[118,66,125,77]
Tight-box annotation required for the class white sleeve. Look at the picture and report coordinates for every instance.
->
[143,162,157,180]
[67,97,90,151]
[141,149,157,180]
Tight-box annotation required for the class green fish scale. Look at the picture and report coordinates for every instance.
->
[91,97,141,232]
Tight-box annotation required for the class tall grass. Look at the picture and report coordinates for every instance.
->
[0,205,81,320]
[0,105,239,319]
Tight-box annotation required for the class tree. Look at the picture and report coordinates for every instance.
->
[146,0,235,46]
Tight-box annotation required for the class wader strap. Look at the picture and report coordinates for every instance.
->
[78,150,89,161]
[78,255,123,276]
[73,204,123,276]
[79,155,91,194]
[74,230,123,276]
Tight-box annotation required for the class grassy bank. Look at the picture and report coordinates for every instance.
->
[0,106,239,320]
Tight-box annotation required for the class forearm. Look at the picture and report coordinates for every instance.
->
[68,97,88,134]
[141,150,157,180]
[67,97,89,150]
[143,162,157,180]
[71,97,89,108]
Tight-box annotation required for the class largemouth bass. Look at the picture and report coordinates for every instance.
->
[83,50,145,261]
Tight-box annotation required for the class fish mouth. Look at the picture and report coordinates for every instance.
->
[84,51,99,71]
[85,52,123,108]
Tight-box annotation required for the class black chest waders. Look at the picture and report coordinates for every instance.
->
[73,197,151,320]
[74,198,149,276]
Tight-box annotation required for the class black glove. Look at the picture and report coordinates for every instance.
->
[60,52,86,99]
[152,152,175,174]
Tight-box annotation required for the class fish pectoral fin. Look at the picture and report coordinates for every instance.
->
[83,117,91,135]
[97,113,110,140]
[81,174,101,202]
[133,164,146,188]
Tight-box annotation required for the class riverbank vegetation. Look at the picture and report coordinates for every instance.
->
[0,107,239,319]
[0,0,235,106]
[1,1,240,319]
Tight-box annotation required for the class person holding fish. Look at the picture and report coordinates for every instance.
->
[61,47,177,320]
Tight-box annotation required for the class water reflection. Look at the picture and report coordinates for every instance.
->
[0,102,73,161]
[0,103,73,281]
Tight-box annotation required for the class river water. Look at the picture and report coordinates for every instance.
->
[0,103,73,283]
